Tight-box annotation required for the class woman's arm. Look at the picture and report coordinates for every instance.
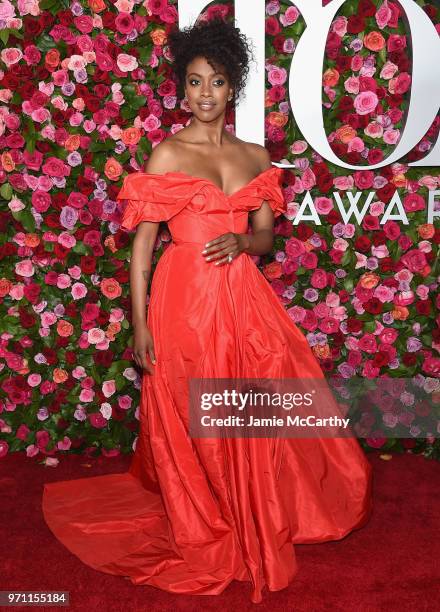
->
[131,142,176,327]
[130,222,158,329]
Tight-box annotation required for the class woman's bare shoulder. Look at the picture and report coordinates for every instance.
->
[143,136,187,174]
[235,139,272,172]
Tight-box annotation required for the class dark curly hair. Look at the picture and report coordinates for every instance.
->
[166,17,253,105]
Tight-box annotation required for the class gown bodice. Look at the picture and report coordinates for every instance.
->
[116,167,286,246]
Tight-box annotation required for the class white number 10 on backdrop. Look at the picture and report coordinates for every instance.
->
[178,0,440,171]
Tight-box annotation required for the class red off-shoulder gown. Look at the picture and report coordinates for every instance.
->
[42,167,373,604]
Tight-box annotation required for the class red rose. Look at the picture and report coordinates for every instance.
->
[371,231,387,246]
[325,32,342,59]
[362,215,380,231]
[376,183,396,203]
[358,0,376,17]
[403,352,417,367]
[368,149,384,165]
[359,76,377,92]
[335,55,352,72]
[24,18,45,38]
[354,235,371,252]
[423,4,437,19]
[316,173,333,193]
[353,170,375,190]
[416,300,431,316]
[388,50,410,72]
[296,223,314,241]
[364,299,383,315]
[387,34,406,53]
[265,16,280,36]
[347,318,363,333]
[373,351,390,367]
[347,15,365,34]
[272,34,286,54]
[383,221,401,240]
[327,209,342,225]
[338,95,354,111]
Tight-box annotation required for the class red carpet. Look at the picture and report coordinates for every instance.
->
[0,450,439,611]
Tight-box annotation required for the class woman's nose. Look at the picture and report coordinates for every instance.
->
[201,81,213,96]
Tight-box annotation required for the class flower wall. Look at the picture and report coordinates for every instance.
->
[0,0,439,463]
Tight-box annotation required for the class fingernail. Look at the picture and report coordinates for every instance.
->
[201,249,207,254]
[205,243,210,247]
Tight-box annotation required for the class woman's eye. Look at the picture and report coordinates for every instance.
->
[214,79,225,86]
[189,79,200,85]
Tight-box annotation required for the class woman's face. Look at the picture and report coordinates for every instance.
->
[184,55,233,120]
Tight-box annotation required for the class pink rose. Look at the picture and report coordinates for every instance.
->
[301,310,318,332]
[365,122,383,138]
[23,45,41,65]
[117,53,138,72]
[351,54,363,72]
[380,61,398,80]
[401,249,427,273]
[42,157,70,178]
[379,328,398,344]
[96,51,114,71]
[285,237,305,259]
[376,3,392,29]
[115,12,135,34]
[268,66,287,86]
[315,196,333,214]
[387,34,406,53]
[354,170,374,190]
[383,220,400,240]
[354,91,378,115]
[313,303,330,318]
[31,190,51,213]
[89,413,108,428]
[74,15,94,34]
[383,129,400,145]
[36,430,49,450]
[391,72,411,95]
[348,137,365,152]
[334,176,353,190]
[311,269,328,289]
[0,47,23,67]
[331,15,348,37]
[281,6,300,26]
[301,252,318,270]
[422,357,440,377]
[287,305,306,324]
[319,317,339,334]
[403,193,425,213]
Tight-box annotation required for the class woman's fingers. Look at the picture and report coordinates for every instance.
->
[148,346,156,365]
[205,246,235,262]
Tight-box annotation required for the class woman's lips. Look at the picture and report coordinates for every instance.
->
[199,102,215,110]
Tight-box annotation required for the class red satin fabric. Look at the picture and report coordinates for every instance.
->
[42,167,373,603]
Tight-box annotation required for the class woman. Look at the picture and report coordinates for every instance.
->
[42,18,373,604]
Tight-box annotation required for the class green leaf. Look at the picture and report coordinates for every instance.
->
[0,183,13,200]
[0,29,9,46]
[13,208,36,232]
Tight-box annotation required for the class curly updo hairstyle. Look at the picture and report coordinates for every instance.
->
[166,17,253,105]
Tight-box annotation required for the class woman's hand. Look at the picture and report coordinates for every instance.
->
[133,323,156,374]
[201,232,250,266]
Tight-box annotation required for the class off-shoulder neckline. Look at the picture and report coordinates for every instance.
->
[130,165,283,199]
